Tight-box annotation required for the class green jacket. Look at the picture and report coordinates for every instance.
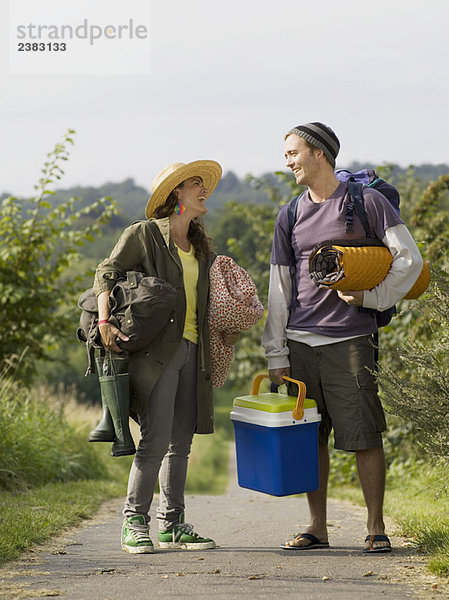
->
[93,217,214,433]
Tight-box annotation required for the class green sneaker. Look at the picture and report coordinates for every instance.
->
[121,515,154,554]
[158,513,216,550]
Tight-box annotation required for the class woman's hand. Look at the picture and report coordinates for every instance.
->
[97,290,129,353]
[222,332,239,346]
[98,322,129,353]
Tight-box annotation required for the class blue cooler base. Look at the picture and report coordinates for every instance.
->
[232,420,320,496]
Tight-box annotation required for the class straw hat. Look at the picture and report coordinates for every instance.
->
[145,160,222,219]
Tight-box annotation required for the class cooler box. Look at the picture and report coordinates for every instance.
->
[231,374,321,497]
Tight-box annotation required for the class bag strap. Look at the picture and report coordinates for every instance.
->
[83,312,101,376]
[84,344,96,376]
[127,271,138,289]
[287,196,300,310]
[346,180,373,237]
[345,181,397,328]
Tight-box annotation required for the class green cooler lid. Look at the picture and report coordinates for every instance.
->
[233,392,317,413]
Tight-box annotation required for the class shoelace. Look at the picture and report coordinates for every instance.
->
[129,523,151,542]
[174,521,201,539]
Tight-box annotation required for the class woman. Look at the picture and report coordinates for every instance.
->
[93,160,236,553]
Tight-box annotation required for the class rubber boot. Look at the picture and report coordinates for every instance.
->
[98,355,136,457]
[88,356,128,443]
[88,393,115,442]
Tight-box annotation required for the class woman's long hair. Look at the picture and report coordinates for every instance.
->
[153,184,214,261]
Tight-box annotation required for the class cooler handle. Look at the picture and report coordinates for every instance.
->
[251,374,307,421]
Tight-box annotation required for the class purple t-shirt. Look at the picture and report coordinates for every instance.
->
[271,182,403,337]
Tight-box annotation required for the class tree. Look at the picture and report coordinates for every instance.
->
[410,173,449,267]
[377,170,449,361]
[0,130,116,378]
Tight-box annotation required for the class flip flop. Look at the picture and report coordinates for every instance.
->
[363,534,392,554]
[281,532,330,550]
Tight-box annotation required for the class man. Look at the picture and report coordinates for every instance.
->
[263,122,423,553]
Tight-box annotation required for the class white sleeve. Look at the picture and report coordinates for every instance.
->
[363,224,423,311]
[262,264,292,370]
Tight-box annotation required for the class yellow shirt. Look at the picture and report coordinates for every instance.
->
[176,243,199,344]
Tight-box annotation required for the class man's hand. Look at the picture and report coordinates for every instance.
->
[268,367,291,385]
[99,322,129,353]
[337,290,364,306]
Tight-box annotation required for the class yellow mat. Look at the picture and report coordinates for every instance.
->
[404,260,431,299]
[309,241,430,299]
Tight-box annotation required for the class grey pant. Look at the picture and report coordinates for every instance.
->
[123,339,198,530]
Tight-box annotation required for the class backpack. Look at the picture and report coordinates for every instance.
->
[77,271,177,375]
[335,169,400,237]
[287,168,401,328]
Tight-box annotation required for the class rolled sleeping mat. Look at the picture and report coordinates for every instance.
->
[403,259,431,299]
[309,239,392,292]
[309,238,430,299]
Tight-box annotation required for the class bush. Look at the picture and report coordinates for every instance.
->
[379,266,449,467]
[0,370,108,491]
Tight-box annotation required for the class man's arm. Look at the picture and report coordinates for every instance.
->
[338,224,423,309]
[363,223,423,310]
[262,263,292,383]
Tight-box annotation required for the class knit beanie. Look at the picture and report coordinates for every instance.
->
[287,122,340,167]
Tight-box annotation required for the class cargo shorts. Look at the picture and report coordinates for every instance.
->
[287,335,386,451]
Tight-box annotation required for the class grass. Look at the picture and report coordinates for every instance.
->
[0,478,126,564]
[0,384,132,566]
[386,464,449,577]
[324,415,449,576]
[0,381,230,566]
[329,461,449,577]
[0,381,108,490]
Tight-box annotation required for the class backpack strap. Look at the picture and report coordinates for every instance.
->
[345,181,355,233]
[287,196,300,310]
[345,181,396,329]
[346,180,373,238]
[287,195,299,234]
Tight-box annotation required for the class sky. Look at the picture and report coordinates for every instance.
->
[1,0,448,197]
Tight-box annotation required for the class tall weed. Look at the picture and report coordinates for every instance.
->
[0,376,108,491]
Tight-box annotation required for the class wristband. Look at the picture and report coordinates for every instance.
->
[98,319,110,326]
